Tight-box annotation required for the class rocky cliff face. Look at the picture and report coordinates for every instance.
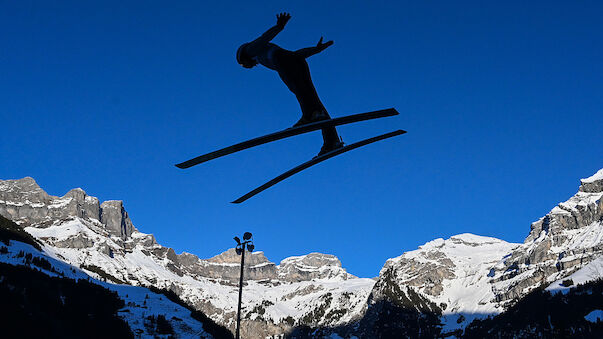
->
[100,200,135,240]
[490,169,603,303]
[1,169,602,338]
[0,214,220,338]
[278,253,354,282]
[0,177,373,338]
[0,177,132,239]
[365,234,520,333]
[354,169,603,336]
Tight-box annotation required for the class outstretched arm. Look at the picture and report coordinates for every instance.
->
[295,37,334,58]
[246,13,291,56]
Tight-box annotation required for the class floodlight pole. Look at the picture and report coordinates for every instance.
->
[236,245,245,339]
[234,232,254,339]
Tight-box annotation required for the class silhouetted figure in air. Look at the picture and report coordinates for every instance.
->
[236,12,344,156]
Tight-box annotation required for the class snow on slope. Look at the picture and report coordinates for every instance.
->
[489,169,603,303]
[0,177,374,338]
[582,169,603,183]
[547,256,603,294]
[23,215,373,336]
[3,169,603,337]
[380,233,520,332]
[0,239,212,338]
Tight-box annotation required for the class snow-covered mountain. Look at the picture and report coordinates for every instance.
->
[374,234,520,332]
[356,168,603,337]
[490,169,603,302]
[0,214,222,338]
[1,168,602,338]
[0,177,373,338]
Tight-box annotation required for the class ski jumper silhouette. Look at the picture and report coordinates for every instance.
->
[236,13,343,156]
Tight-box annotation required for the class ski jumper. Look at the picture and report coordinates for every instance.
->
[238,20,342,151]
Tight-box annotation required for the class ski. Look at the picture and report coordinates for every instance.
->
[175,108,398,169]
[231,129,406,203]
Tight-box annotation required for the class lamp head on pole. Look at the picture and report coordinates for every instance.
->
[234,233,254,256]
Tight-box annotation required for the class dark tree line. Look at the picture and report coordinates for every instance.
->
[0,262,133,339]
[464,279,603,338]
[146,285,234,339]
[286,278,603,338]
[0,214,41,250]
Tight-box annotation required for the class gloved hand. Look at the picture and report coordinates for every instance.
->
[316,37,334,51]
[276,12,291,28]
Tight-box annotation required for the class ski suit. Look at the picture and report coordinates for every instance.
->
[239,24,341,150]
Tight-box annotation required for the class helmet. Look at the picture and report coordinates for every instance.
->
[236,43,256,68]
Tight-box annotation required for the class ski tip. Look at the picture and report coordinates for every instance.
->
[232,194,252,203]
[372,108,399,117]
[388,108,400,115]
[175,163,188,169]
[388,129,407,136]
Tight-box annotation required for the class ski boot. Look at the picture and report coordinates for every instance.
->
[292,110,330,128]
[316,137,345,158]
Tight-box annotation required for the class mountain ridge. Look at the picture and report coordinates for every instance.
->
[1,168,602,337]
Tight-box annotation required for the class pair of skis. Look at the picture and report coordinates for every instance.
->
[175,108,405,203]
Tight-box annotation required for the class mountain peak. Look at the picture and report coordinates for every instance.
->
[279,252,343,268]
[0,179,134,239]
[0,177,47,199]
[2,170,601,338]
[491,168,603,304]
[398,233,515,262]
[278,252,354,281]
[207,248,272,266]
[580,168,603,193]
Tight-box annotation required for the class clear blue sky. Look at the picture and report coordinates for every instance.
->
[1,1,602,277]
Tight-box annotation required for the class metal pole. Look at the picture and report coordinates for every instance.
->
[235,246,245,339]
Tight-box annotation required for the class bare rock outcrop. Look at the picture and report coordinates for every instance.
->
[0,177,134,239]
[278,252,354,282]
[100,200,134,240]
[492,169,603,302]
